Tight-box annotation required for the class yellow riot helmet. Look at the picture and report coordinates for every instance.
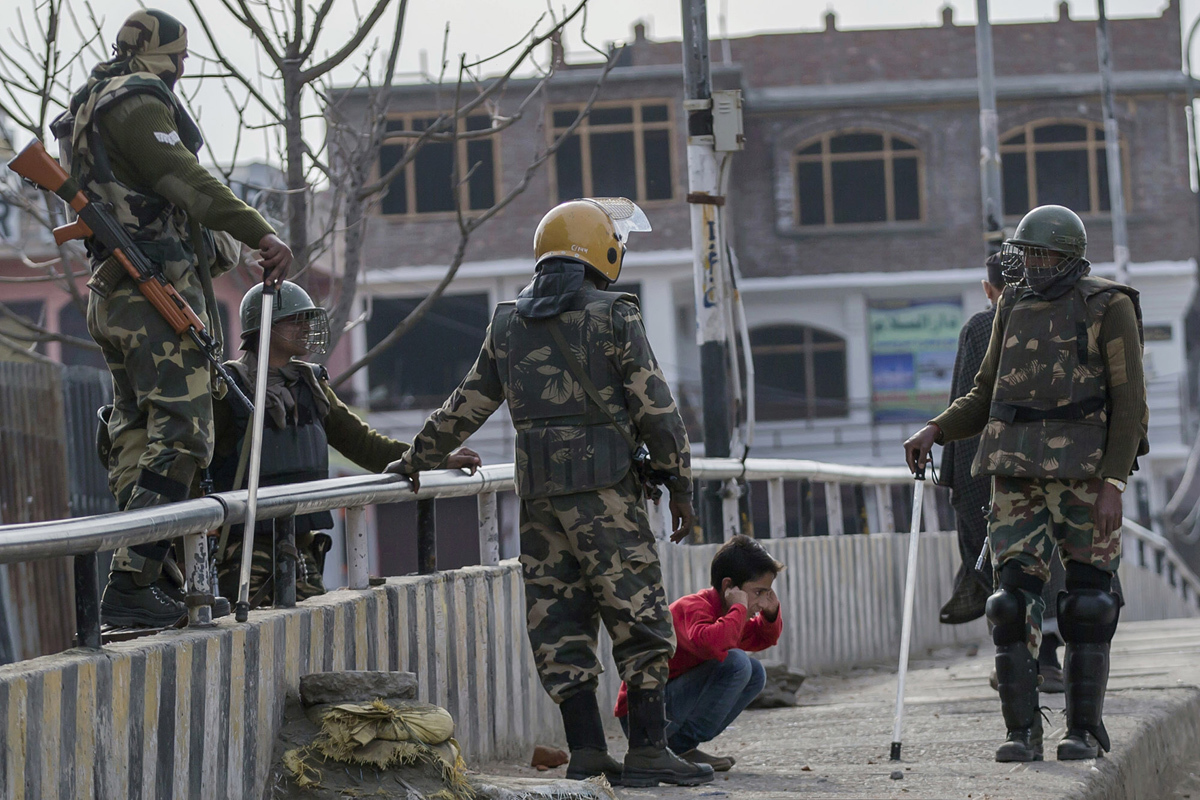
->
[533,197,651,283]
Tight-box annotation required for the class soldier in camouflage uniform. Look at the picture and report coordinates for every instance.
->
[51,9,292,627]
[387,199,713,788]
[211,282,479,604]
[905,205,1148,763]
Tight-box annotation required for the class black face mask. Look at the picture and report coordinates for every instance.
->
[1025,259,1089,300]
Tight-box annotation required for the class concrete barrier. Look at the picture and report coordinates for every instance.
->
[0,530,1191,799]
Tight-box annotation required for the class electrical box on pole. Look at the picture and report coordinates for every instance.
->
[712,90,744,152]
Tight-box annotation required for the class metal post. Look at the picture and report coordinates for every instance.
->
[274,515,297,608]
[73,553,101,649]
[875,484,897,534]
[344,505,369,590]
[767,478,787,539]
[182,531,214,627]
[417,498,437,574]
[721,480,740,540]
[682,0,734,543]
[1096,0,1130,285]
[478,492,500,566]
[974,0,1005,254]
[825,482,844,536]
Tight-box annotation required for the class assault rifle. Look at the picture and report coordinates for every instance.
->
[7,140,253,413]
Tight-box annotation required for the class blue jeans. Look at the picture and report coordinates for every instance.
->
[664,649,766,753]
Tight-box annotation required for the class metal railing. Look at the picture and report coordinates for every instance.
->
[0,457,1194,653]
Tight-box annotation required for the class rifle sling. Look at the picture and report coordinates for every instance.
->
[545,319,639,453]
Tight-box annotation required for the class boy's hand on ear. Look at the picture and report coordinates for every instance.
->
[760,588,781,621]
[724,585,749,610]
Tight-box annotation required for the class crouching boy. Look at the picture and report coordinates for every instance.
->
[615,535,784,771]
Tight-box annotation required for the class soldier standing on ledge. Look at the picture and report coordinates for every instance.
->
[904,205,1148,762]
[52,9,292,628]
[386,198,712,788]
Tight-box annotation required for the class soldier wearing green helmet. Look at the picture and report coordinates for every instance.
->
[904,204,1148,763]
[209,281,481,604]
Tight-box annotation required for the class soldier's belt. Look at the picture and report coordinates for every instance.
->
[989,397,1105,424]
[85,256,127,299]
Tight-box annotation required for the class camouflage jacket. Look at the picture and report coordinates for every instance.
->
[934,275,1148,480]
[395,265,692,500]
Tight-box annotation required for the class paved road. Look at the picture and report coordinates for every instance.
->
[478,618,1200,799]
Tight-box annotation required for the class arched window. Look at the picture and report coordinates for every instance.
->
[751,324,848,421]
[1001,120,1125,217]
[793,131,923,227]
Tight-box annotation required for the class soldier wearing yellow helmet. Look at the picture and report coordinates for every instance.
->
[387,199,710,788]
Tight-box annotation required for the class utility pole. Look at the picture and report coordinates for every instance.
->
[681,0,734,542]
[1096,0,1131,284]
[975,0,1004,255]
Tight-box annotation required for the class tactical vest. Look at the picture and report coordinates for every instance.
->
[972,276,1142,480]
[493,289,640,499]
[210,365,333,534]
[51,73,200,289]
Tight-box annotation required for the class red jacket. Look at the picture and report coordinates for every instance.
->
[614,587,783,717]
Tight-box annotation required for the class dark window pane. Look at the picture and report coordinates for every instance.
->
[590,131,637,197]
[1094,127,1105,141]
[796,161,825,226]
[413,117,440,131]
[1002,152,1028,216]
[385,118,405,133]
[1035,149,1089,212]
[643,130,672,200]
[1034,124,1087,143]
[1004,132,1026,145]
[414,140,456,213]
[641,104,669,123]
[831,159,886,223]
[589,106,634,126]
[893,157,920,221]
[830,133,884,153]
[796,141,822,156]
[366,294,490,411]
[892,138,917,151]
[466,139,495,210]
[553,109,578,128]
[379,143,407,215]
[555,134,584,201]
[1097,148,1111,212]
[812,347,848,417]
[466,115,491,132]
[752,326,808,422]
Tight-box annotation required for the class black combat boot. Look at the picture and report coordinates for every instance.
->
[1058,641,1111,760]
[993,643,1043,762]
[559,690,622,783]
[100,571,187,628]
[622,688,714,787]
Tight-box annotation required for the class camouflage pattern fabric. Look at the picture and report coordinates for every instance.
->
[974,277,1138,480]
[988,475,1120,658]
[216,529,326,604]
[520,472,674,702]
[395,287,691,501]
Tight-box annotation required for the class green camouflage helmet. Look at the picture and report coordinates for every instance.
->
[1008,204,1087,258]
[240,280,330,354]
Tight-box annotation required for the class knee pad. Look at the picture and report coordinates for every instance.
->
[1057,588,1120,644]
[986,588,1026,645]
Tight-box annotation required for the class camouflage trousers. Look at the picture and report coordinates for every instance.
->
[216,528,329,605]
[519,472,675,704]
[989,475,1121,659]
[88,276,213,574]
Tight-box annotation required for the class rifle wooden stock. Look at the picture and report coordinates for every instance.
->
[52,218,93,246]
[8,140,88,212]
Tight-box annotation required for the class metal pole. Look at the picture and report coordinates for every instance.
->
[890,470,926,761]
[975,0,1005,255]
[73,553,101,649]
[1096,0,1130,285]
[344,505,370,590]
[682,0,734,543]
[182,531,213,627]
[274,515,297,608]
[417,498,437,574]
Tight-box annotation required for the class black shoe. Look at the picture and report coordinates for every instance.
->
[101,573,187,628]
[994,643,1043,763]
[559,691,621,783]
[940,571,989,624]
[212,596,231,619]
[622,688,714,787]
[1057,729,1102,760]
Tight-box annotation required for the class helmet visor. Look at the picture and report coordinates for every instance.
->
[585,197,652,243]
[1000,241,1081,294]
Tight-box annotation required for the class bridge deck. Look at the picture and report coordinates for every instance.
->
[483,618,1200,799]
